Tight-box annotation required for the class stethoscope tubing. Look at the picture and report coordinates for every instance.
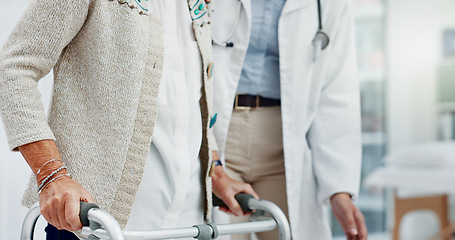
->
[212,0,330,51]
[317,0,323,31]
[211,0,242,47]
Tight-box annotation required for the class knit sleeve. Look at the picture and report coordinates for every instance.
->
[0,0,90,151]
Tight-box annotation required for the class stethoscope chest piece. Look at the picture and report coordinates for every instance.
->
[212,0,331,62]
[312,0,330,62]
[312,30,330,62]
[313,30,330,50]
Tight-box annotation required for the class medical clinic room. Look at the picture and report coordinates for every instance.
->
[1,0,455,239]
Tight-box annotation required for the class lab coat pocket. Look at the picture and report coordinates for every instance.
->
[190,42,203,102]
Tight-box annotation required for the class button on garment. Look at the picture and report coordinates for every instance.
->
[125,0,204,236]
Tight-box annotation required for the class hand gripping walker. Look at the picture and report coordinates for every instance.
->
[21,193,291,240]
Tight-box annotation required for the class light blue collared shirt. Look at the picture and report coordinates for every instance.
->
[237,0,286,100]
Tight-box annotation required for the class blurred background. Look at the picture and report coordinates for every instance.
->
[1,0,455,239]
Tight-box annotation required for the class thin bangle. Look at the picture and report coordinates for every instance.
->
[37,166,67,192]
[35,159,63,177]
[38,174,71,194]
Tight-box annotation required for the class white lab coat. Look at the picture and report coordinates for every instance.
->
[211,0,362,239]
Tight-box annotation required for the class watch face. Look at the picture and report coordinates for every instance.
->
[443,29,455,57]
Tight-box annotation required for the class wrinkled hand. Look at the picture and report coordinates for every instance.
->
[39,176,94,231]
[211,165,259,216]
[330,193,367,240]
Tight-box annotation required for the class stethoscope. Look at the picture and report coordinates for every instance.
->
[212,0,330,62]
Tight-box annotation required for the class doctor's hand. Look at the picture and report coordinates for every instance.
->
[211,152,259,216]
[330,193,367,240]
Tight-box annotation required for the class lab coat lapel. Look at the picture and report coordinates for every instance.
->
[282,0,310,16]
[240,0,309,25]
[239,0,251,18]
[240,0,252,28]
[240,0,310,20]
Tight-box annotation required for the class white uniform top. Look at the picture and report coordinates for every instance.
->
[125,0,204,233]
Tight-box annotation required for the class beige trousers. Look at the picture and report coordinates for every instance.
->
[224,106,289,240]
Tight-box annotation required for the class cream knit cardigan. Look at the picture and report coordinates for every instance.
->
[0,0,215,227]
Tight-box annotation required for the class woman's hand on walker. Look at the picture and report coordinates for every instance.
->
[330,193,367,240]
[39,176,94,231]
[211,167,259,216]
[211,151,259,216]
[18,140,94,232]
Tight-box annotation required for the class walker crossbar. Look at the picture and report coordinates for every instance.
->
[20,194,291,240]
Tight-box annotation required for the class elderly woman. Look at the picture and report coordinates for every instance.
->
[0,0,256,239]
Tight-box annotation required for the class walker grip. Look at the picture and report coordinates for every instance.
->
[79,202,99,226]
[213,193,254,213]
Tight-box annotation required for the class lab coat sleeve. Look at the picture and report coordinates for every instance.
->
[307,2,362,204]
[0,0,90,151]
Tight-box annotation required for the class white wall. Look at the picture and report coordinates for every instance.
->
[0,0,52,239]
[386,0,455,152]
[386,1,455,239]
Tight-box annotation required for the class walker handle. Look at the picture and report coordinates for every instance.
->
[79,202,99,226]
[79,202,124,240]
[212,193,254,213]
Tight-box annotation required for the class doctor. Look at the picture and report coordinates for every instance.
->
[210,0,367,239]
